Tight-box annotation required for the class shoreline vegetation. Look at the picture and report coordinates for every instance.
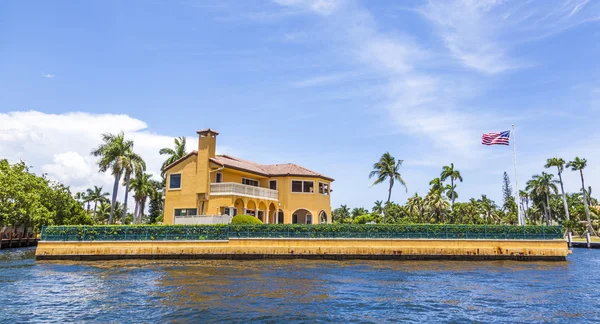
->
[1,133,598,239]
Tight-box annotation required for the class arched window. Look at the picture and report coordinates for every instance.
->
[319,211,328,224]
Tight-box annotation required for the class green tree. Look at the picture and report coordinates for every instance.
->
[440,163,463,207]
[160,136,188,178]
[407,193,425,223]
[85,186,110,220]
[545,157,570,221]
[567,157,593,233]
[429,177,444,193]
[91,132,134,224]
[369,152,407,218]
[332,205,351,223]
[148,180,164,224]
[129,173,156,224]
[372,200,384,214]
[526,172,558,225]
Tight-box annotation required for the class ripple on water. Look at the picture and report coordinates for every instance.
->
[1,249,599,323]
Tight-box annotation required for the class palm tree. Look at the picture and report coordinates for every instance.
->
[129,173,155,224]
[407,193,425,223]
[444,184,458,201]
[440,163,463,207]
[369,152,407,217]
[91,132,134,224]
[96,202,111,224]
[425,188,449,223]
[86,186,110,219]
[429,177,444,193]
[120,151,146,224]
[477,195,496,224]
[545,157,570,221]
[567,157,593,233]
[160,136,188,178]
[372,200,384,215]
[526,173,558,226]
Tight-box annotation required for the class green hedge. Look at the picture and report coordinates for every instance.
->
[41,224,564,241]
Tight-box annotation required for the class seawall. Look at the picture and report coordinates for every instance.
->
[35,238,570,261]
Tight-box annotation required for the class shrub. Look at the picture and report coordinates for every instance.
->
[231,215,263,225]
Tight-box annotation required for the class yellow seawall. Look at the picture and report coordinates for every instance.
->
[35,239,570,261]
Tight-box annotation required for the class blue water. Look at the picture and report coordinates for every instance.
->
[1,248,599,323]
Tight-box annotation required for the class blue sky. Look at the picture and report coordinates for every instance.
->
[1,0,599,210]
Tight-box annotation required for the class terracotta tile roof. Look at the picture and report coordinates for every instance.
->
[210,155,334,181]
[162,151,197,171]
[196,128,219,135]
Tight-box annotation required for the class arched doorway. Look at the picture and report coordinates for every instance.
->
[319,211,328,224]
[233,198,244,216]
[277,209,284,224]
[292,209,313,224]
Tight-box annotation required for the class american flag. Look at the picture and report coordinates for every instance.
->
[482,130,511,146]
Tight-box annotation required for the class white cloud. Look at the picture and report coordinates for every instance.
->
[291,72,354,88]
[273,0,343,16]
[0,111,196,211]
[42,73,54,78]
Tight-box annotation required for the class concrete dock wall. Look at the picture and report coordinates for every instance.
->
[35,238,570,261]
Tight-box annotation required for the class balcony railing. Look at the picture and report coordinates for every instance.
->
[210,182,278,200]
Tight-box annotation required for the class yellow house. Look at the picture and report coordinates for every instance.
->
[163,129,334,225]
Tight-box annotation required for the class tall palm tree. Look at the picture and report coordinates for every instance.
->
[160,136,187,177]
[369,152,407,217]
[477,195,496,224]
[86,186,110,220]
[91,132,134,224]
[440,163,463,207]
[545,157,570,221]
[526,173,558,226]
[129,173,155,224]
[567,157,593,233]
[121,151,146,224]
[425,188,449,223]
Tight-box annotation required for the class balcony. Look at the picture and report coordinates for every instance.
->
[210,182,278,200]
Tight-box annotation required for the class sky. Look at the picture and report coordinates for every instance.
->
[1,0,599,211]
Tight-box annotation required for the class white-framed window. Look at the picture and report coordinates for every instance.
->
[318,182,329,195]
[223,207,237,216]
[242,178,259,187]
[269,180,277,190]
[291,180,314,193]
[216,172,223,183]
[174,208,197,217]
[169,174,182,190]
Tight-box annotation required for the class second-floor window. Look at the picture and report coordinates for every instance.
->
[269,180,277,190]
[169,174,181,189]
[292,180,314,193]
[319,182,329,195]
[242,178,259,187]
[216,172,223,183]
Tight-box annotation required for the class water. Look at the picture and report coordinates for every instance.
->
[1,248,599,323]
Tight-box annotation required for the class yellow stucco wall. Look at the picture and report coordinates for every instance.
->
[163,131,333,224]
[35,239,570,260]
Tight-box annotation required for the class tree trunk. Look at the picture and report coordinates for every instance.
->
[384,178,394,221]
[139,197,147,224]
[450,178,455,208]
[93,201,97,220]
[133,200,139,225]
[557,170,570,221]
[545,193,552,225]
[580,170,593,233]
[122,173,131,224]
[109,172,120,224]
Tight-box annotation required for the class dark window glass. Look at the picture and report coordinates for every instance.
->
[278,211,284,224]
[242,178,259,187]
[174,208,196,216]
[216,173,223,183]
[269,180,277,190]
[169,174,181,189]
[292,214,298,224]
[292,181,302,192]
[303,181,314,193]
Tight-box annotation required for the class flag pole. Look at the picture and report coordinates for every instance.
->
[512,124,522,225]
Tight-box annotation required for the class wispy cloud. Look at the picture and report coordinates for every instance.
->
[291,72,354,88]
[420,0,600,74]
[42,73,54,78]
